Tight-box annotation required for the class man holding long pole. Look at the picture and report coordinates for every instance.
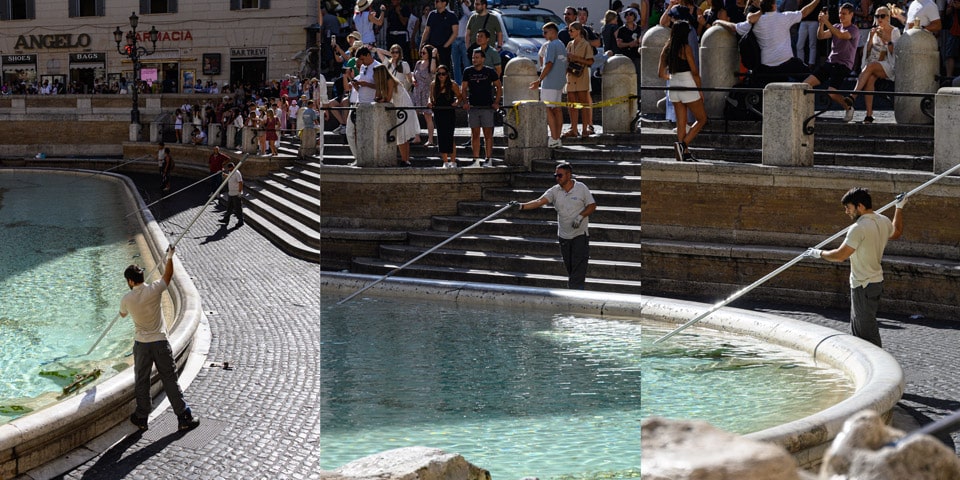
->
[517,162,597,290]
[121,247,200,432]
[805,187,905,347]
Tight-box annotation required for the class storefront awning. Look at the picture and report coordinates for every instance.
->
[120,50,195,63]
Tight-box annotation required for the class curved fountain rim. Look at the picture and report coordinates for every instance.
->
[320,273,905,466]
[0,167,204,477]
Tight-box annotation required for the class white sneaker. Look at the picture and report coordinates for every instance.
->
[483,158,494,167]
[843,107,854,123]
[548,138,562,148]
[469,158,483,168]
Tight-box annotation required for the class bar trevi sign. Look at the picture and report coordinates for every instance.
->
[15,34,92,49]
[231,47,267,57]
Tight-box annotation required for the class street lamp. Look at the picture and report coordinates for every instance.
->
[114,12,159,125]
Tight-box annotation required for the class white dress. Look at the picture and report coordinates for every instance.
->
[862,28,900,81]
[391,84,419,144]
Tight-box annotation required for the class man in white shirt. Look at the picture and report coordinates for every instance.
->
[715,0,820,82]
[347,47,381,158]
[906,0,942,33]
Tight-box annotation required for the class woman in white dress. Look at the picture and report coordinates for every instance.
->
[848,5,900,124]
[373,64,419,166]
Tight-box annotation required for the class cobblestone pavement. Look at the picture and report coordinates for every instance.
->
[737,299,960,454]
[56,174,321,479]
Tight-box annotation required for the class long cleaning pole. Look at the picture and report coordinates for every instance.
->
[43,155,249,365]
[337,202,518,305]
[126,171,222,217]
[654,162,960,344]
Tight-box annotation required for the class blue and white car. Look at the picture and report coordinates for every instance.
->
[489,1,563,67]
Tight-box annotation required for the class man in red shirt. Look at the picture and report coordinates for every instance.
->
[208,146,230,194]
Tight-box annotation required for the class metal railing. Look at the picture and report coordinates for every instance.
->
[801,88,935,134]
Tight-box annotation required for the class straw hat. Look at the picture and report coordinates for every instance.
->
[356,0,372,11]
[621,7,638,21]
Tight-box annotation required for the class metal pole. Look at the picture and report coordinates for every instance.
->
[654,162,960,344]
[337,202,518,305]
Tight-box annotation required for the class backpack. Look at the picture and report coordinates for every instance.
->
[738,23,761,71]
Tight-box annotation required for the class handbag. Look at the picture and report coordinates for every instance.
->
[738,23,762,71]
[567,61,585,77]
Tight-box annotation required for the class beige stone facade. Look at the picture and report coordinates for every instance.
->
[0,0,318,92]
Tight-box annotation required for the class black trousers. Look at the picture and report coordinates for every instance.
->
[225,194,244,222]
[559,234,589,290]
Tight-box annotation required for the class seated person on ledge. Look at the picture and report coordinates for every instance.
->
[191,127,207,145]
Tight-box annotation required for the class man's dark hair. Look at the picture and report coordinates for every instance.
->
[760,0,776,12]
[840,2,855,12]
[124,265,145,284]
[543,22,560,33]
[472,47,486,57]
[556,162,573,174]
[477,28,491,39]
[842,187,872,209]
[357,46,372,57]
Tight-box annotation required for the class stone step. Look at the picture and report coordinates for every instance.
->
[247,184,319,226]
[376,244,642,281]
[640,129,933,156]
[456,200,640,224]
[429,215,641,243]
[509,172,640,191]
[245,194,320,249]
[533,154,644,173]
[350,257,642,294]
[258,178,320,211]
[407,230,642,259]
[245,208,321,263]
[640,145,934,170]
[482,187,640,208]
[270,169,321,196]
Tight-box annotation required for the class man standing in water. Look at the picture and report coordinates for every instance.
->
[805,187,905,347]
[121,246,200,432]
[515,162,597,289]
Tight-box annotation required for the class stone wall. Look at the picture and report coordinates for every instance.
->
[641,161,960,318]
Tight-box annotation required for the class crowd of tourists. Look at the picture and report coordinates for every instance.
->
[316,0,667,164]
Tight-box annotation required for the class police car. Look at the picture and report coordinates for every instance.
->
[489,0,563,66]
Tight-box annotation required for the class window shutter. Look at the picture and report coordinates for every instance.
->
[96,0,104,16]
[230,0,241,10]
[139,0,149,14]
[260,0,270,9]
[168,0,177,13]
[0,0,7,21]
[69,0,77,17]
[26,0,35,19]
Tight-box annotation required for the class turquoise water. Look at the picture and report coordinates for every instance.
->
[320,295,642,480]
[0,172,143,423]
[641,324,854,435]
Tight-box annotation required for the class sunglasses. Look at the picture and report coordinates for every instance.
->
[391,50,400,53]
[554,173,564,178]
[437,71,448,76]
[876,13,888,18]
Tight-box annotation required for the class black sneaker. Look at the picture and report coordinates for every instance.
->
[178,412,200,431]
[129,413,148,431]
[236,220,244,227]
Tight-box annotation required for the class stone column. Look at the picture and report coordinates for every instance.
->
[209,123,222,147]
[181,125,194,144]
[700,25,740,119]
[241,126,257,154]
[504,101,549,169]
[129,123,142,142]
[226,125,238,149]
[150,122,162,143]
[502,57,539,106]
[639,26,669,114]
[301,127,319,159]
[354,102,396,167]
[934,88,960,174]
[602,55,639,134]
[895,28,938,125]
[762,83,814,167]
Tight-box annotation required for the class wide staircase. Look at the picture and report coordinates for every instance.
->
[241,130,322,262]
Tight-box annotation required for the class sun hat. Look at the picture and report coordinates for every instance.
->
[356,0,372,11]
[621,7,638,20]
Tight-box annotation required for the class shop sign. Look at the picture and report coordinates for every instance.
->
[15,34,92,49]
[70,53,105,62]
[3,54,37,64]
[231,47,267,57]
[136,31,194,42]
